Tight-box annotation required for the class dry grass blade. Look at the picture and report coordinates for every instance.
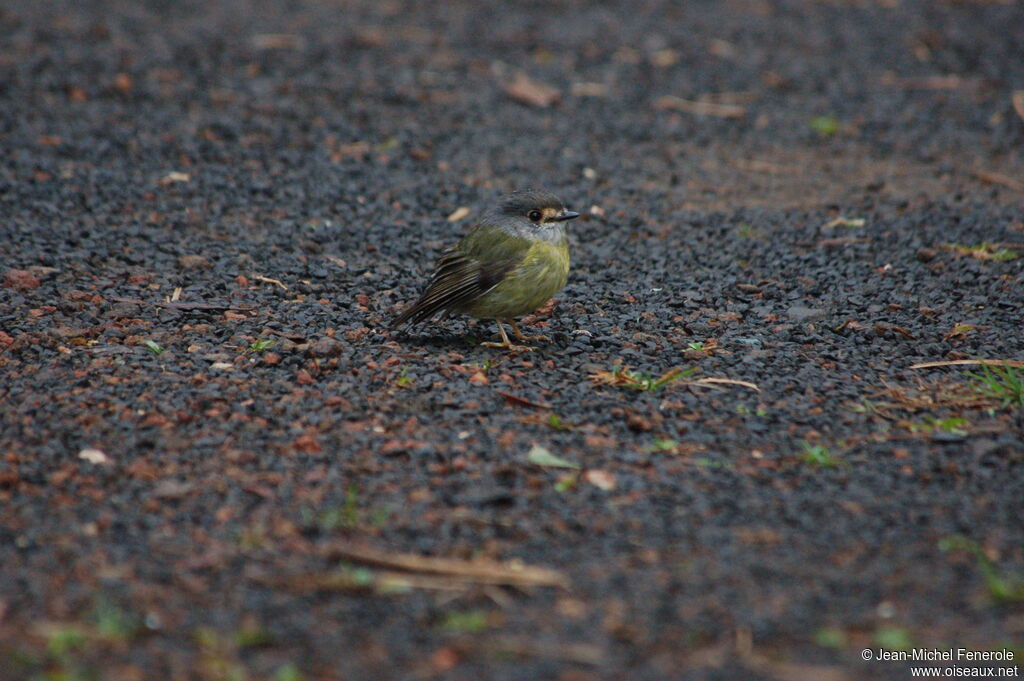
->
[818,237,870,247]
[108,296,254,312]
[653,95,746,118]
[266,569,474,593]
[475,638,607,666]
[973,171,1024,193]
[821,217,866,229]
[1013,90,1024,125]
[251,33,304,50]
[590,367,758,392]
[910,359,1024,370]
[325,544,568,588]
[747,656,850,681]
[869,378,997,413]
[733,159,799,174]
[254,274,289,290]
[687,377,760,391]
[940,241,1020,261]
[889,75,970,90]
[589,365,690,391]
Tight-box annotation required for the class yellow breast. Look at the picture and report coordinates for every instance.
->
[466,240,570,320]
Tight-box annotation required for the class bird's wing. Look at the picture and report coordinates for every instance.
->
[390,232,528,328]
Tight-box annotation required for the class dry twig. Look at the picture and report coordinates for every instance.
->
[495,391,553,410]
[654,95,746,118]
[973,171,1024,193]
[325,544,568,589]
[910,359,1024,370]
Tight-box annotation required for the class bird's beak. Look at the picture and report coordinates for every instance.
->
[553,210,580,222]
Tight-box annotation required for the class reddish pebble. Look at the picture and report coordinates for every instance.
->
[3,269,41,291]
[432,647,460,670]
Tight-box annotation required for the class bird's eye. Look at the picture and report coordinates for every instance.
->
[528,210,542,222]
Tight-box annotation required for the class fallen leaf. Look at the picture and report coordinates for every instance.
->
[943,323,975,342]
[650,48,679,67]
[177,254,210,269]
[495,391,551,409]
[380,439,426,456]
[159,171,191,185]
[583,469,616,491]
[244,485,275,500]
[152,479,195,499]
[432,647,461,671]
[526,445,579,469]
[293,433,322,453]
[555,472,578,492]
[447,206,471,222]
[504,73,561,108]
[570,82,608,97]
[330,141,370,163]
[78,448,110,465]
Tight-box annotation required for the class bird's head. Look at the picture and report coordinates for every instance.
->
[492,189,579,242]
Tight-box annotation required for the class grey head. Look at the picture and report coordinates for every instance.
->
[484,189,580,243]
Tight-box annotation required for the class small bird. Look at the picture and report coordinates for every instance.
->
[390,189,579,351]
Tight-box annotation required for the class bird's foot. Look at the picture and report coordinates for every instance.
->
[513,333,550,343]
[508,320,550,344]
[481,340,535,352]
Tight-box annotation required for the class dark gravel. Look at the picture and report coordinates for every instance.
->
[2,1,1023,680]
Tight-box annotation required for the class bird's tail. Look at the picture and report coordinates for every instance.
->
[388,303,419,330]
[388,298,444,330]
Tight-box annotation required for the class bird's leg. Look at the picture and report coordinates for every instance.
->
[481,319,533,352]
[509,319,551,343]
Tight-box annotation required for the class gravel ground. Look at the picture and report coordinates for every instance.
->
[2,1,1023,680]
